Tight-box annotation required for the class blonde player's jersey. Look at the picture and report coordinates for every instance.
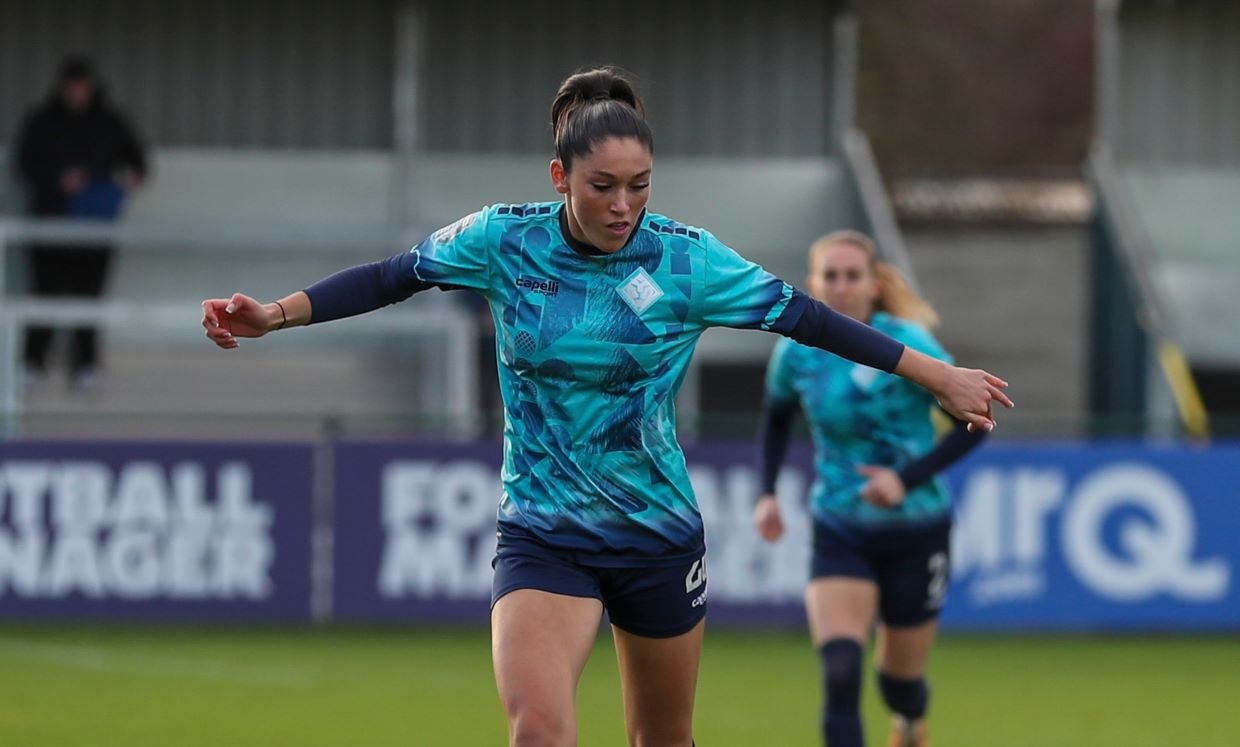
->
[408,203,797,565]
[765,313,954,525]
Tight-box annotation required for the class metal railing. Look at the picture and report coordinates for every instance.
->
[0,298,479,439]
[0,218,480,438]
[1087,145,1209,438]
[838,128,920,289]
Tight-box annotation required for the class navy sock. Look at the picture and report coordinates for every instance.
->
[877,671,929,721]
[819,639,863,747]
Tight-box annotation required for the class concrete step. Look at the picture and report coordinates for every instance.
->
[11,342,467,440]
[903,224,1089,435]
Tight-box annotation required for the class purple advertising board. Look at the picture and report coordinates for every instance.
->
[332,440,503,623]
[330,439,816,625]
[0,441,314,621]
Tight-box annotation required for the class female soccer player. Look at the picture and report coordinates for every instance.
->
[203,70,1010,747]
[754,230,989,747]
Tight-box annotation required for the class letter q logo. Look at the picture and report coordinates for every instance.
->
[1062,464,1229,602]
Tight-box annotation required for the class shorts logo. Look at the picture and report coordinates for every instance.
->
[685,558,707,594]
[516,276,560,296]
[927,551,949,610]
[617,268,663,314]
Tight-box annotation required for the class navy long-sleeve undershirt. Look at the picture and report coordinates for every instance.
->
[302,251,435,324]
[896,417,986,490]
[758,397,799,494]
[772,292,905,374]
[758,401,987,496]
[303,258,906,376]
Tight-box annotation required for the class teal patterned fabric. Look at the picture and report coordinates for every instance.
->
[765,312,954,526]
[409,202,794,565]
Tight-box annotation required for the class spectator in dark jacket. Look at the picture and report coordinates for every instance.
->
[14,55,148,392]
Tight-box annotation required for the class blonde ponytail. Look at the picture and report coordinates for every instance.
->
[873,261,940,329]
[809,230,941,329]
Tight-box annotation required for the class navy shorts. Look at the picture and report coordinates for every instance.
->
[491,534,707,638]
[811,517,952,627]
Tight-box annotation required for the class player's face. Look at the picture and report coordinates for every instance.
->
[808,242,877,322]
[550,136,652,253]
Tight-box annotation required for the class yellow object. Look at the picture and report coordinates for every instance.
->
[1157,342,1209,438]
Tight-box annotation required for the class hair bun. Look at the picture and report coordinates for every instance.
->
[562,68,641,112]
[550,66,652,169]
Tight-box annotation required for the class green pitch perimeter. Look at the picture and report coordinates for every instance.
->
[0,626,1234,746]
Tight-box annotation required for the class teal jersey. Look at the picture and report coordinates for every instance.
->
[409,203,796,565]
[765,312,954,525]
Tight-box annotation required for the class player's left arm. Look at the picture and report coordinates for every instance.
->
[858,328,987,507]
[771,292,1011,432]
[859,411,987,508]
[888,327,989,492]
[898,412,988,491]
[697,235,1011,431]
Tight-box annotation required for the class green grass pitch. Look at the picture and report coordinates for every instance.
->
[0,625,1235,745]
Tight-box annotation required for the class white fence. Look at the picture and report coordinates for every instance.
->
[0,219,480,438]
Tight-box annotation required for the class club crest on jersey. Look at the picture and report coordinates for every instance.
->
[850,363,881,391]
[617,268,664,315]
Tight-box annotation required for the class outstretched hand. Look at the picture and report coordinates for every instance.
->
[934,367,1012,433]
[201,293,276,349]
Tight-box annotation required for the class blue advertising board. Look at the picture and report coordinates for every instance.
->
[331,439,1239,631]
[0,441,315,621]
[941,442,1238,630]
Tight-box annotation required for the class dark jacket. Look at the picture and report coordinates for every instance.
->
[14,88,148,216]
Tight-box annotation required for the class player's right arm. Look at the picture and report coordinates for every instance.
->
[201,292,300,349]
[201,209,495,350]
[754,340,798,543]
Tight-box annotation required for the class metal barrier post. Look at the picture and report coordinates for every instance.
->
[0,222,17,437]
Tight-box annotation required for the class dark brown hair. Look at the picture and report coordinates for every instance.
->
[550,67,653,171]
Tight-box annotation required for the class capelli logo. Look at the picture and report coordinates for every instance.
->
[516,276,560,296]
